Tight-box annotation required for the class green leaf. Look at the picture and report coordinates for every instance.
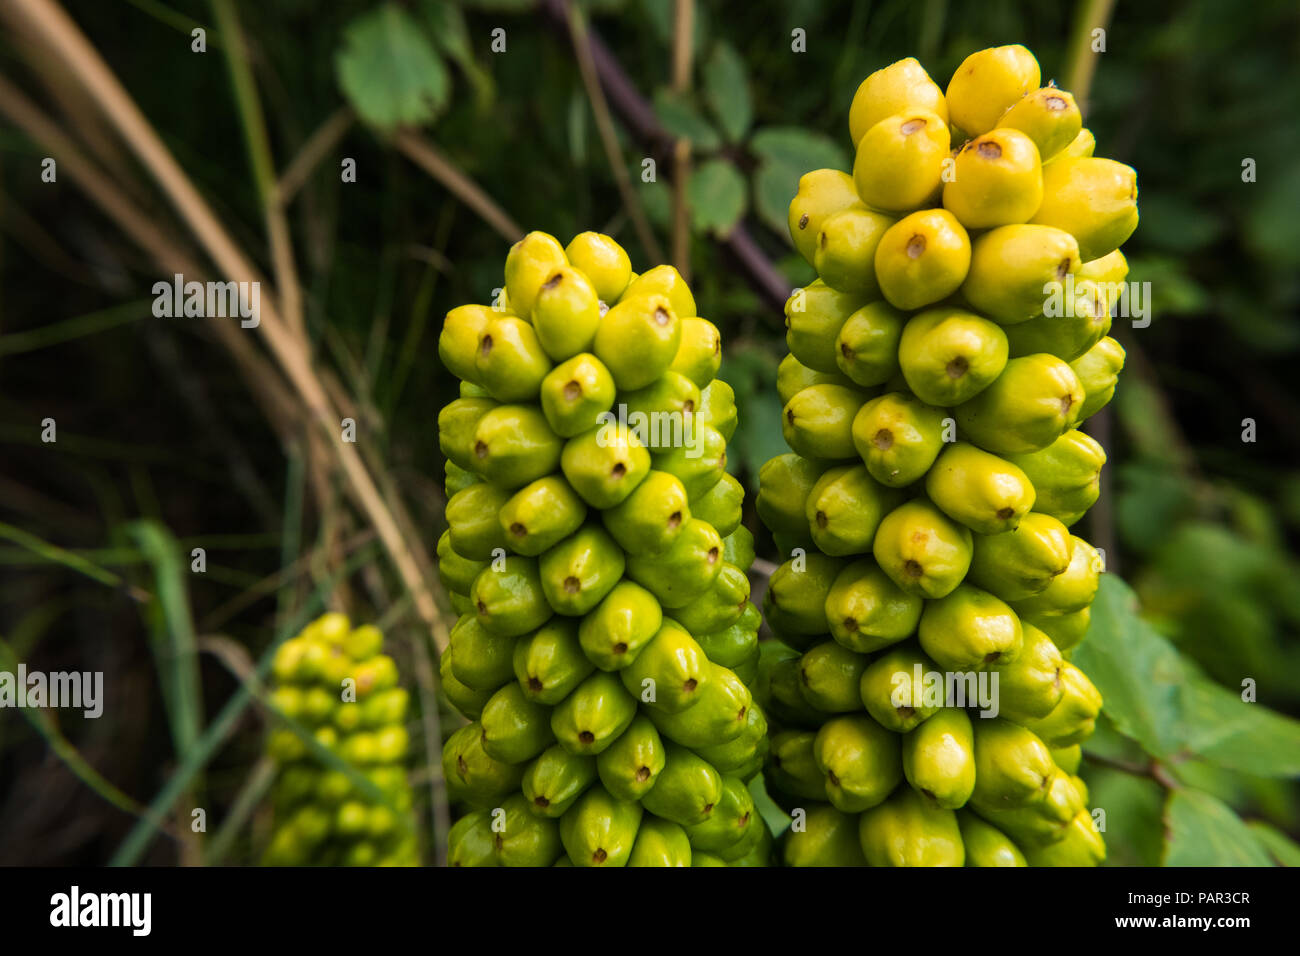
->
[1247,821,1300,866]
[687,159,747,235]
[749,773,791,837]
[750,127,849,240]
[703,42,751,141]
[1071,575,1189,758]
[422,0,494,108]
[653,88,721,151]
[422,0,472,64]
[1083,765,1166,867]
[336,3,450,130]
[750,126,849,175]
[1180,673,1300,777]
[1163,790,1273,866]
[1077,574,1300,779]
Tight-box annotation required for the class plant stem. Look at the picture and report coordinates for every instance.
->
[562,0,664,264]
[670,0,694,281]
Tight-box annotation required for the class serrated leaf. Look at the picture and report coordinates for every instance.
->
[1247,821,1300,866]
[336,3,450,130]
[687,159,746,235]
[1163,789,1273,866]
[1071,575,1189,758]
[653,88,721,151]
[703,42,751,142]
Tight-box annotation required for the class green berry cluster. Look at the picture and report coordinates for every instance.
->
[437,231,770,867]
[757,45,1133,866]
[263,613,417,866]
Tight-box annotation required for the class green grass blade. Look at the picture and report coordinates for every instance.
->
[126,520,204,763]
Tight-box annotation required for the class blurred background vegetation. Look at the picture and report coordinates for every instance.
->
[0,0,1297,865]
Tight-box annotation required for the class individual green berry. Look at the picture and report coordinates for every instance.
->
[872,498,973,599]
[596,714,665,801]
[805,463,904,556]
[1048,127,1096,163]
[697,379,738,442]
[788,169,862,265]
[814,206,895,298]
[834,301,905,387]
[961,224,1081,325]
[469,404,562,488]
[859,643,942,732]
[449,615,517,692]
[504,231,568,322]
[499,475,587,557]
[1003,429,1106,527]
[625,517,724,609]
[813,713,903,812]
[782,384,868,460]
[848,56,949,145]
[858,786,965,867]
[1069,336,1126,420]
[943,128,1043,229]
[652,424,728,500]
[897,307,1008,406]
[924,442,1036,534]
[439,304,496,383]
[957,811,1027,867]
[577,580,664,671]
[437,530,490,595]
[600,469,691,556]
[438,397,498,471]
[1030,157,1139,261]
[550,671,639,756]
[474,315,553,402]
[785,280,865,373]
[690,471,744,538]
[967,511,1073,602]
[538,524,625,616]
[445,482,511,559]
[823,558,923,653]
[471,556,552,638]
[945,44,1042,137]
[559,425,651,509]
[564,231,632,303]
[756,453,826,538]
[531,265,601,361]
[522,744,598,818]
[1077,248,1128,284]
[954,354,1084,454]
[623,264,697,318]
[996,86,1082,162]
[593,293,682,390]
[853,110,951,212]
[874,209,972,310]
[671,317,722,387]
[618,620,711,713]
[513,617,594,705]
[902,707,976,810]
[850,391,948,487]
[538,353,617,438]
